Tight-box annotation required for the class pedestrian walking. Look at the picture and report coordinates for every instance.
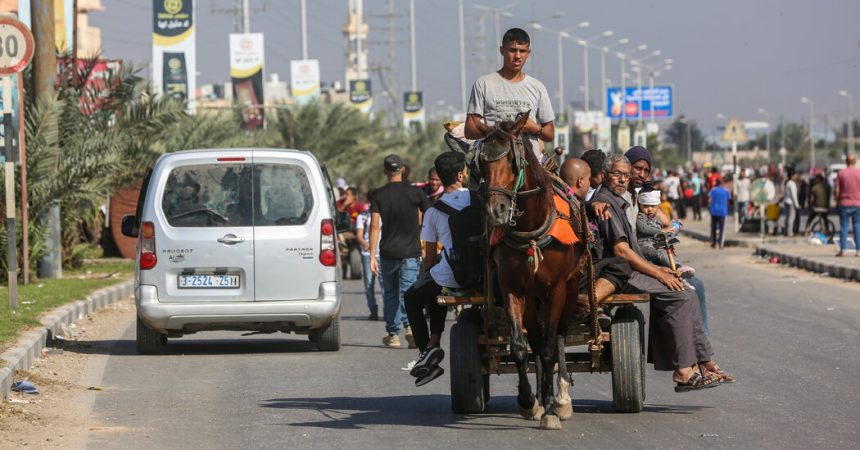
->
[709,178,731,248]
[691,171,703,220]
[665,170,685,219]
[355,196,381,321]
[835,153,860,256]
[782,171,800,237]
[735,171,751,225]
[803,173,830,236]
[370,154,431,348]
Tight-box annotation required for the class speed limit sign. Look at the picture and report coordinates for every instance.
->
[0,16,34,76]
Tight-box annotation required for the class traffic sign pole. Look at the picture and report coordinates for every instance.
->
[0,15,34,309]
[3,75,16,308]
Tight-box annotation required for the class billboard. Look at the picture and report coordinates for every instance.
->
[152,0,196,113]
[290,59,320,105]
[606,85,673,121]
[349,79,372,114]
[230,33,265,129]
[402,91,424,129]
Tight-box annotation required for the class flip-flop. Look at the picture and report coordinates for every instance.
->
[674,372,719,393]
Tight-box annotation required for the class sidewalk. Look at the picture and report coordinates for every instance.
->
[681,212,860,283]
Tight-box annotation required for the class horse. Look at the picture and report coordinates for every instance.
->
[477,112,585,430]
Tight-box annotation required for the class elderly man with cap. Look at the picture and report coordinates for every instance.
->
[589,153,733,391]
[623,146,712,335]
[370,154,431,348]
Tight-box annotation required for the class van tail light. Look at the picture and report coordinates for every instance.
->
[319,218,337,267]
[139,221,158,270]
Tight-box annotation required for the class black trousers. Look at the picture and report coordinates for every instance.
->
[403,271,448,352]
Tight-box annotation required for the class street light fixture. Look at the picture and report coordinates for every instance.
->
[758,107,771,161]
[839,90,855,156]
[801,96,815,169]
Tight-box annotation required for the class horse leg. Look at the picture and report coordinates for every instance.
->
[508,293,541,420]
[539,286,567,431]
[555,334,573,420]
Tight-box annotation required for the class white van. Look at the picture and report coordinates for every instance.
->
[122,149,346,354]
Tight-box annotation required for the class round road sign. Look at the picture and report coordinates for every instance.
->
[750,178,775,204]
[0,16,34,76]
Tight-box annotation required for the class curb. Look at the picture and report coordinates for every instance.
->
[1,279,134,400]
[754,246,860,283]
[681,228,752,248]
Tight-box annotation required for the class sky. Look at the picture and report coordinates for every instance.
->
[86,0,860,133]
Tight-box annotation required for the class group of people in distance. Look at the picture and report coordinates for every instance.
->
[357,27,735,392]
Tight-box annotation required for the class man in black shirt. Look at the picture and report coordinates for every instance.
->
[370,154,431,348]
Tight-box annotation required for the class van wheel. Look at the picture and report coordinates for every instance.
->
[136,316,167,355]
[311,313,341,351]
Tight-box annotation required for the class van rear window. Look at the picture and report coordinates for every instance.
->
[160,162,313,227]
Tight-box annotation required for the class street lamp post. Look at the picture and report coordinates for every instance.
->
[758,108,771,162]
[840,90,855,156]
[458,0,466,112]
[601,38,628,114]
[801,97,815,169]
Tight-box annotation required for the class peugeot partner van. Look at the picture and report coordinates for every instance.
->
[122,149,346,354]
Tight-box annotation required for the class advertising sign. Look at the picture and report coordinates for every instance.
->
[349,79,372,114]
[606,85,673,121]
[402,91,424,129]
[152,0,196,113]
[290,59,320,105]
[230,33,265,129]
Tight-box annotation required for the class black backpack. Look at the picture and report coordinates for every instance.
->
[432,190,485,289]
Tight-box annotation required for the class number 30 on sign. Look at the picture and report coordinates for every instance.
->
[0,17,34,76]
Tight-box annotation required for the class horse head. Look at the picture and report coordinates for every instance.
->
[478,111,531,227]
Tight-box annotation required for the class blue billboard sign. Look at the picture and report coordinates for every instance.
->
[606,85,673,120]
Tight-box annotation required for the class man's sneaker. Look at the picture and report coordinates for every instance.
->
[409,347,445,378]
[382,334,401,348]
[401,359,417,371]
[404,326,417,349]
[368,311,379,321]
[415,365,444,387]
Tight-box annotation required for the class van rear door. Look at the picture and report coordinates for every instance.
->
[149,154,256,303]
[252,152,330,301]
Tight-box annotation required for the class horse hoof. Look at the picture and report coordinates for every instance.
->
[556,401,573,421]
[540,414,562,430]
[518,403,544,420]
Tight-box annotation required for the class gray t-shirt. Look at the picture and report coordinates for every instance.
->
[467,72,555,159]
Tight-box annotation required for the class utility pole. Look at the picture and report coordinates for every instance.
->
[300,0,307,59]
[409,0,416,91]
[32,0,61,279]
[458,0,467,113]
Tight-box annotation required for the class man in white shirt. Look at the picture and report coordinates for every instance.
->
[735,171,751,225]
[355,202,382,321]
[403,151,472,386]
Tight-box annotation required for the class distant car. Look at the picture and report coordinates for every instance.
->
[122,149,348,354]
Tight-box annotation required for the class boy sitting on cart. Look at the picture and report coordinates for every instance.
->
[403,151,483,386]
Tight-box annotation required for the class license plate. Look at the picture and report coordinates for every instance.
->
[178,274,240,289]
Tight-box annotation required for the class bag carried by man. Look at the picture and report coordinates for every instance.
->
[432,190,485,289]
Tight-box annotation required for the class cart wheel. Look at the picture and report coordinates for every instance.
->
[450,307,486,414]
[610,305,645,413]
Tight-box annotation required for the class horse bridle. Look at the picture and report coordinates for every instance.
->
[478,132,543,226]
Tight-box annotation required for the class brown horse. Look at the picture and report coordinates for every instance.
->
[478,112,585,430]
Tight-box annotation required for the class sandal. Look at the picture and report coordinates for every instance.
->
[700,363,736,383]
[674,372,720,393]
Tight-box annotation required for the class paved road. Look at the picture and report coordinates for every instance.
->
[80,243,859,449]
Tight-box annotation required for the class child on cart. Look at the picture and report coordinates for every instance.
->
[636,187,696,283]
